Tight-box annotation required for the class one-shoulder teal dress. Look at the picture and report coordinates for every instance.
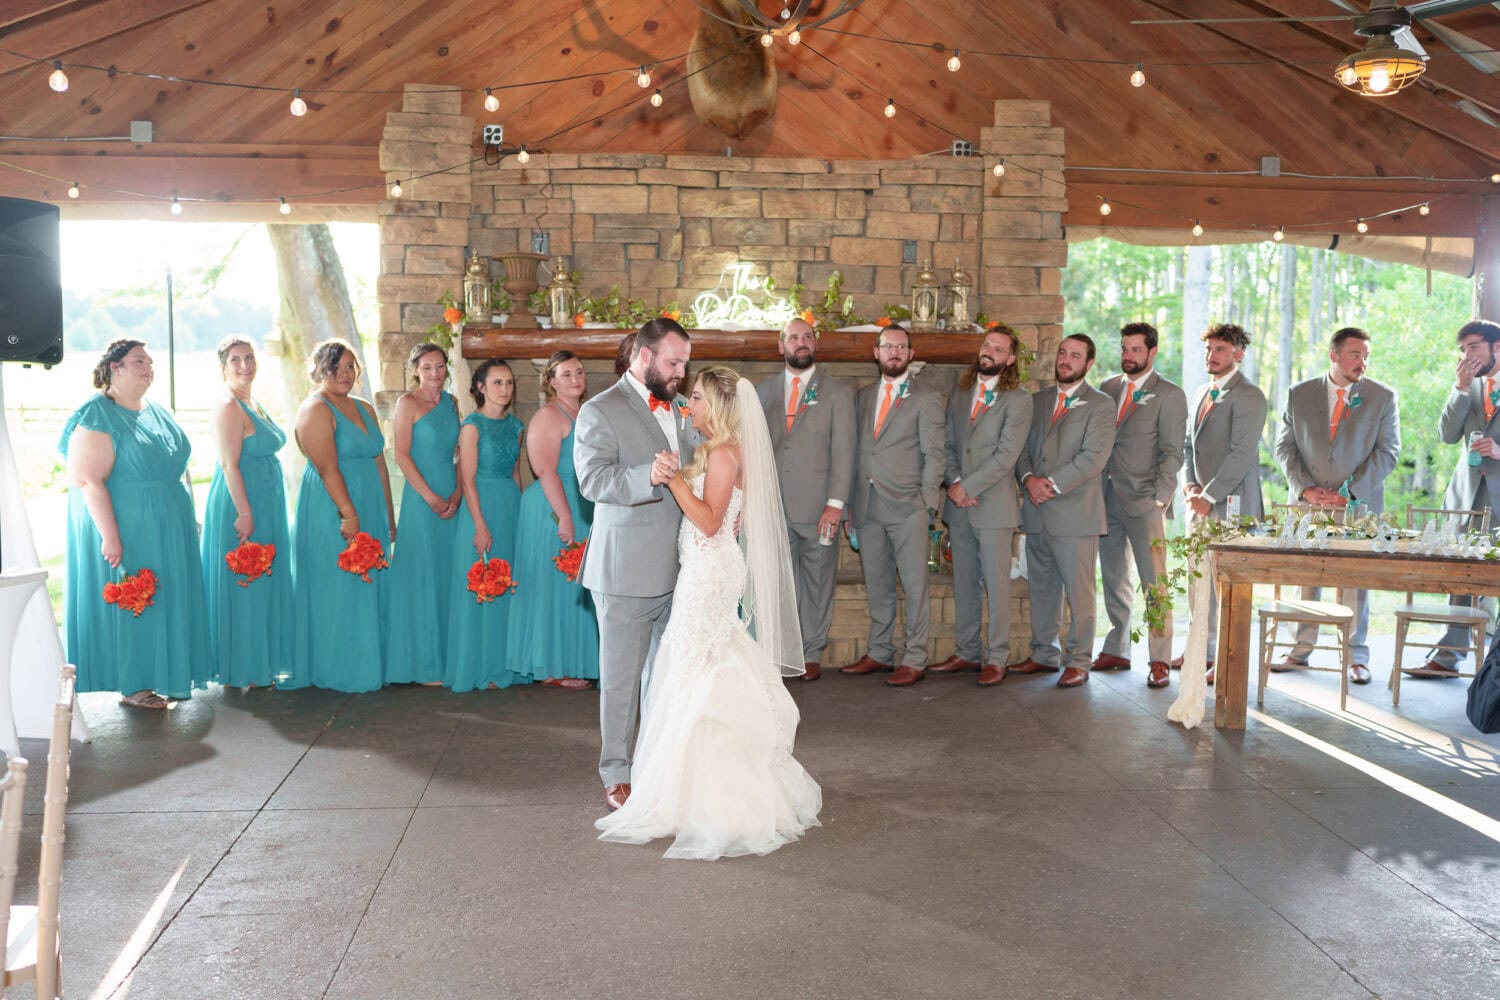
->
[507,405,599,681]
[200,399,293,688]
[59,394,211,698]
[285,395,390,692]
[385,392,460,684]
[445,411,525,691]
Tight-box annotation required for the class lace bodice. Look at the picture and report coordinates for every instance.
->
[666,476,746,664]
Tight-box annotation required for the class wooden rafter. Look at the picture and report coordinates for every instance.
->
[0,0,216,76]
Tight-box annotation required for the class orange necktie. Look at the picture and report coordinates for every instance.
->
[1329,387,1347,441]
[786,376,801,433]
[1117,382,1136,425]
[1486,378,1495,423]
[1050,391,1067,426]
[874,383,894,438]
[970,386,986,422]
[1196,384,1217,424]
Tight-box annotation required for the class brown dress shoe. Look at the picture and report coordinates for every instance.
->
[1057,667,1089,688]
[801,662,821,682]
[977,663,1007,686]
[1093,653,1132,671]
[840,655,893,675]
[929,654,981,673]
[605,783,631,812]
[1270,655,1308,674]
[1349,663,1372,685]
[1407,659,1461,679]
[887,665,925,687]
[1147,661,1171,688]
[1009,658,1060,675]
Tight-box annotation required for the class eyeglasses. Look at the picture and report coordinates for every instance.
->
[876,343,912,352]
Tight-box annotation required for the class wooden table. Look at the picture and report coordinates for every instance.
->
[1209,538,1500,729]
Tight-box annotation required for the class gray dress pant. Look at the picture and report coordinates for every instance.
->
[788,520,839,665]
[591,590,673,788]
[1026,531,1098,671]
[947,506,1014,667]
[1288,587,1369,666]
[858,485,931,668]
[1099,500,1172,663]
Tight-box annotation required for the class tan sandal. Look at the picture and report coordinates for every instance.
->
[541,677,594,690]
[119,691,169,710]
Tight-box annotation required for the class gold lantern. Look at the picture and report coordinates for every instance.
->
[546,255,577,326]
[947,260,974,331]
[462,250,491,319]
[911,260,939,333]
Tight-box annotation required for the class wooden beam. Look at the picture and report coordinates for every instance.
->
[1481,193,1499,321]
[461,325,982,363]
[0,0,214,75]
[0,0,86,31]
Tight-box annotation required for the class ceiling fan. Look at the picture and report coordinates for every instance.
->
[1131,0,1497,96]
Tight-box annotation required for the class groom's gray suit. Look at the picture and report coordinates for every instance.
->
[575,375,698,788]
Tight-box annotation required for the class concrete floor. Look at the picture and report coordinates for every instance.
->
[11,642,1500,1000]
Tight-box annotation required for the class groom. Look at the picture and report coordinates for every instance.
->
[574,318,696,813]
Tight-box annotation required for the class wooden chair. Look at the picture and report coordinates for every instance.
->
[3,664,74,998]
[1257,503,1357,711]
[1389,506,1493,706]
[0,757,26,997]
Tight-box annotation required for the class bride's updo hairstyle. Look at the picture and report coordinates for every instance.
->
[682,365,740,482]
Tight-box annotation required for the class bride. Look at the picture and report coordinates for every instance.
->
[595,365,822,860]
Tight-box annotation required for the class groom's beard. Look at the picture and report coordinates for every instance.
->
[644,362,681,402]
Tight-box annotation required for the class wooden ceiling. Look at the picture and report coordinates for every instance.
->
[0,0,1495,233]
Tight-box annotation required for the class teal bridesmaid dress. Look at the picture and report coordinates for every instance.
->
[200,400,294,688]
[286,396,390,692]
[445,411,525,691]
[506,405,599,681]
[59,394,212,697]
[385,392,460,684]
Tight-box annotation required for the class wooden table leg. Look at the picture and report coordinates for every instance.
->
[1214,581,1253,729]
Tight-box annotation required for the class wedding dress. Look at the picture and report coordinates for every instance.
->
[595,423,823,859]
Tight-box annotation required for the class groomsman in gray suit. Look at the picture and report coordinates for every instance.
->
[1274,327,1400,685]
[574,318,697,813]
[1095,322,1188,689]
[756,317,856,681]
[1419,319,1500,678]
[931,326,1033,686]
[1012,334,1116,688]
[841,325,946,687]
[1180,322,1268,679]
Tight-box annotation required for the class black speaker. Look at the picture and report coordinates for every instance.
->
[0,197,63,366]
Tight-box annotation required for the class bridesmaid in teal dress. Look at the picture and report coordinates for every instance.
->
[384,343,461,684]
[446,359,526,691]
[507,351,599,688]
[61,339,211,708]
[285,339,396,692]
[201,337,293,688]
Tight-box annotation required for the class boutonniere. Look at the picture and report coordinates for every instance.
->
[674,399,690,428]
[1062,394,1085,411]
[895,380,913,401]
[1488,385,1500,408]
[982,386,997,407]
[1347,393,1362,410]
[1208,385,1227,402]
[800,381,819,409]
[1132,389,1155,404]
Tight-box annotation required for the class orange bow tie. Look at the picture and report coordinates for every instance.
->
[648,395,671,413]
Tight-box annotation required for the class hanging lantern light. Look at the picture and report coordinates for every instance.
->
[463,249,492,319]
[910,261,939,334]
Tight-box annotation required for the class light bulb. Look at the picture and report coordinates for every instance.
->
[1099,199,1112,217]
[1191,220,1203,237]
[48,61,68,92]
[1130,64,1146,88]
[390,181,403,199]
[1356,219,1369,233]
[947,50,961,72]
[67,182,79,199]
[517,146,530,164]
[1490,173,1500,184]
[883,98,896,119]
[484,88,499,113]
[289,88,307,117]
[1368,65,1390,94]
[1338,65,1358,87]
[760,31,773,48]
[650,89,663,108]
[170,196,183,216]
[992,160,1005,178]
[780,6,790,17]
[637,66,651,88]
[279,197,291,215]
[1419,202,1430,216]
[1273,226,1285,242]
[788,29,801,45]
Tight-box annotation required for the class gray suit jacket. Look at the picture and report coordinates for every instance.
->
[1439,379,1500,512]
[851,377,946,526]
[1275,375,1400,513]
[1099,371,1188,518]
[1015,383,1115,536]
[943,382,1031,531]
[756,369,856,524]
[1183,370,1268,519]
[573,376,699,598]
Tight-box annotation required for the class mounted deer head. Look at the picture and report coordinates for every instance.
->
[687,0,777,139]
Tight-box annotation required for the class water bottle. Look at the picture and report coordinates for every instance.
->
[1470,431,1485,468]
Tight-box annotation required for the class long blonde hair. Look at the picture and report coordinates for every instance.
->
[681,366,740,482]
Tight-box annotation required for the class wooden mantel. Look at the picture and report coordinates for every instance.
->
[460,325,983,364]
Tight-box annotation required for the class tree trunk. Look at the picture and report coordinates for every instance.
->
[266,224,372,405]
[1308,250,1325,372]
[1182,245,1211,392]
[1276,243,1297,409]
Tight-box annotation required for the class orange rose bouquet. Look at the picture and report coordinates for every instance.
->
[103,567,157,617]
[337,532,389,583]
[224,541,276,588]
[552,540,587,582]
[466,557,517,604]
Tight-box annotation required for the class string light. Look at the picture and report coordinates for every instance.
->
[1491,173,1500,184]
[650,89,663,108]
[67,181,79,199]
[1356,218,1369,233]
[947,50,961,72]
[760,31,774,48]
[169,195,182,215]
[289,88,307,117]
[517,145,530,164]
[1130,63,1146,88]
[390,180,403,198]
[1099,198,1112,216]
[1273,226,1285,242]
[636,66,651,88]
[47,60,68,92]
[483,88,499,113]
[992,159,1005,177]
[788,29,801,45]
[1191,219,1203,237]
[279,196,291,215]
[1419,202,1431,216]
[883,98,896,118]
